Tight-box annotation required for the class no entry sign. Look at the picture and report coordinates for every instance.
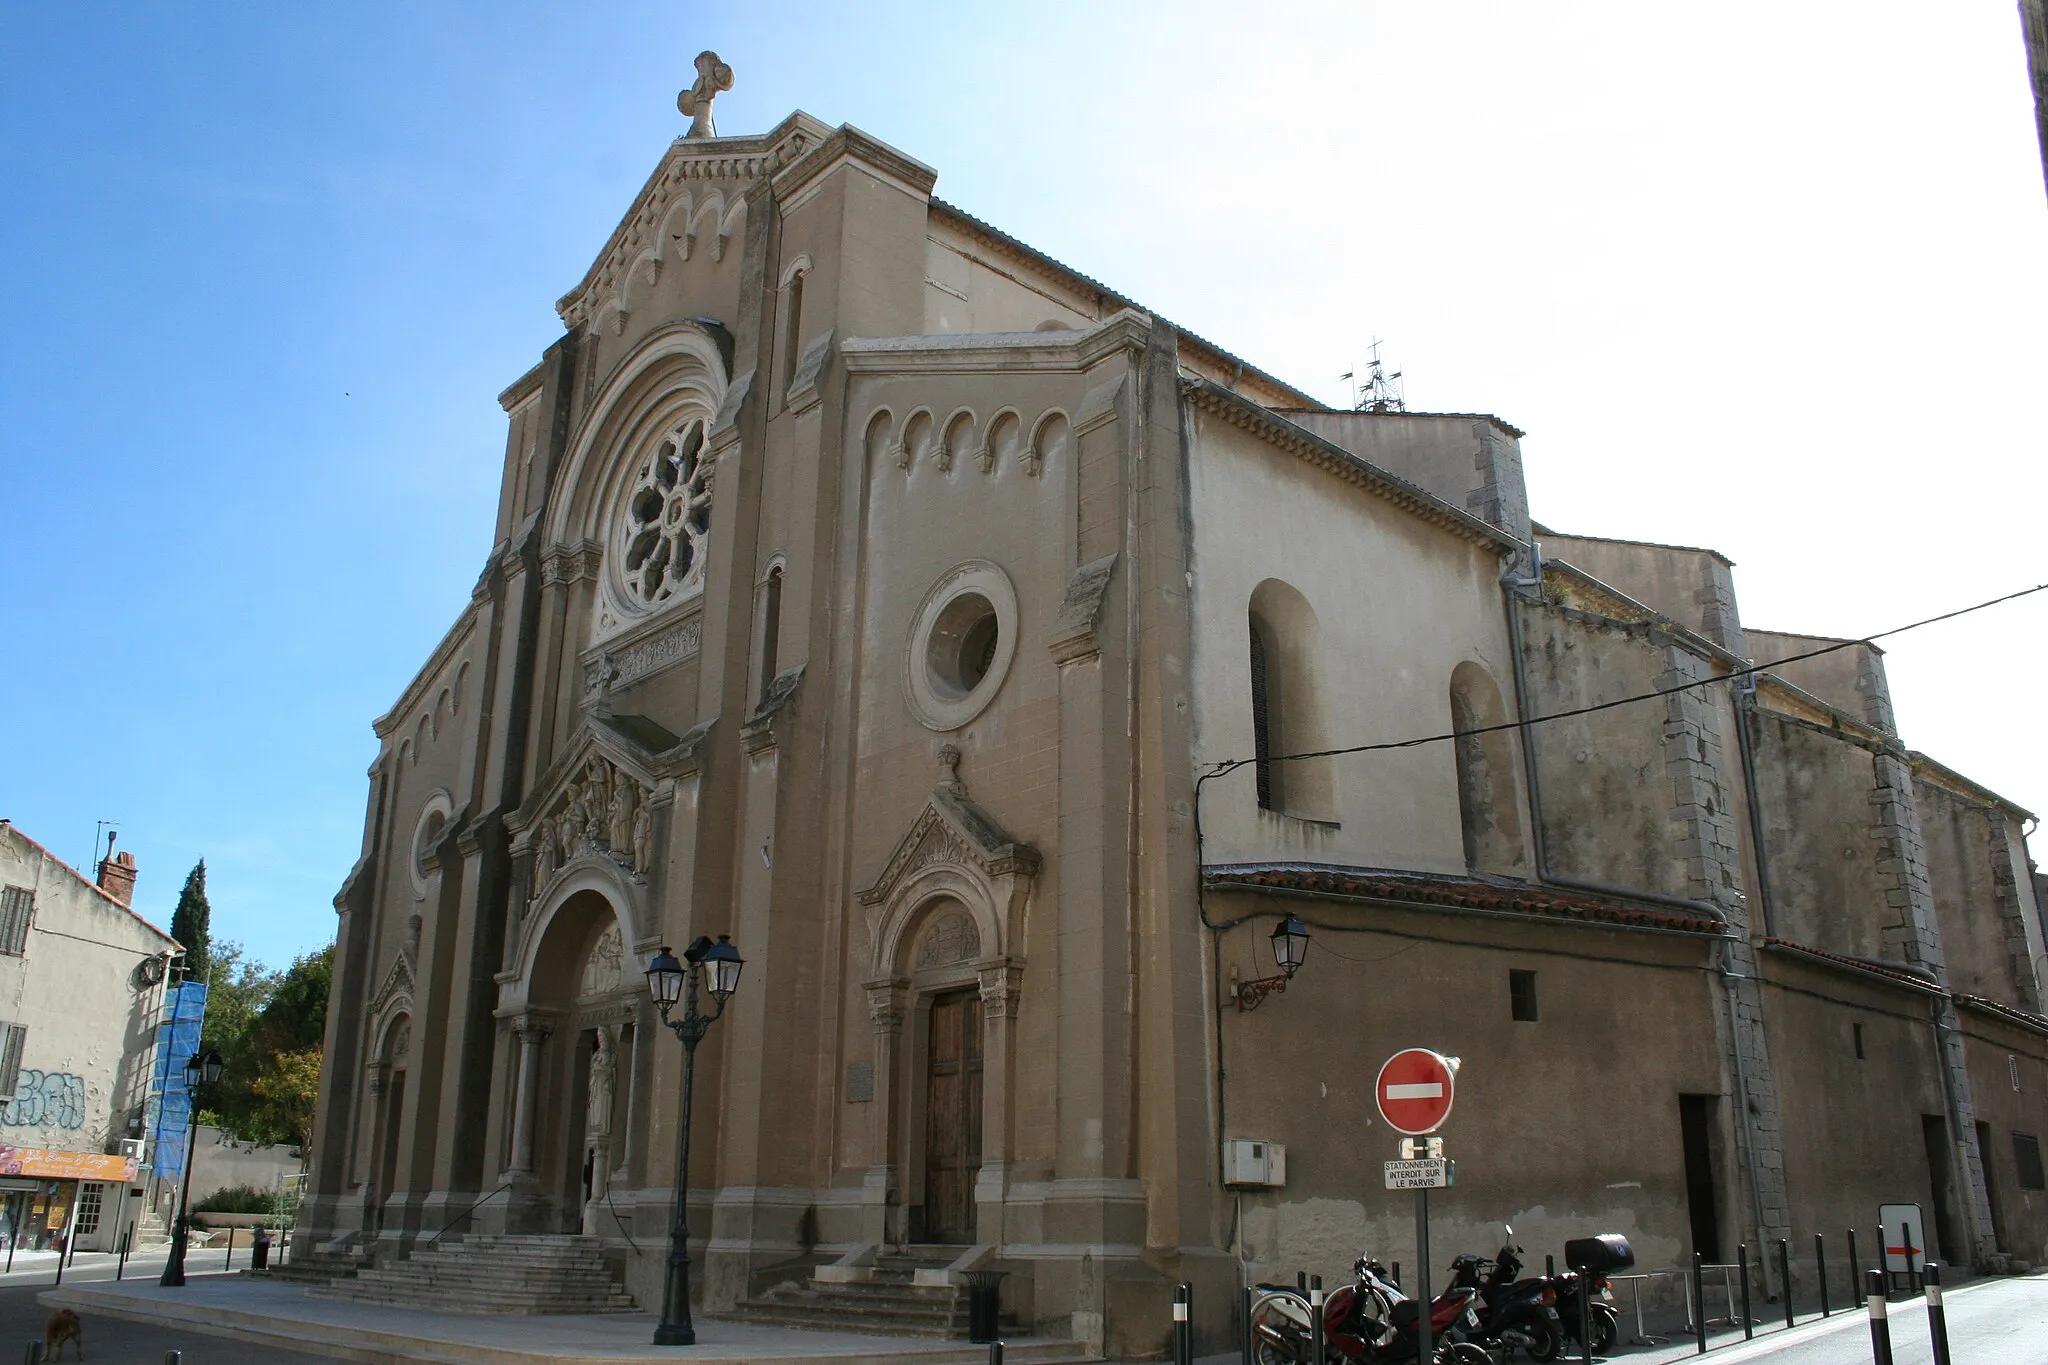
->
[1376,1048,1458,1135]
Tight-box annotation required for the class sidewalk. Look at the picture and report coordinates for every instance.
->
[39,1273,1094,1365]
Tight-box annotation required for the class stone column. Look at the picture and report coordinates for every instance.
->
[862,978,908,1247]
[506,1015,551,1177]
[975,961,1022,1243]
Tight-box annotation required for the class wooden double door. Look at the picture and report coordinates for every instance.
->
[921,989,984,1243]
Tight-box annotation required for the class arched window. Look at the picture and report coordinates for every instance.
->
[758,566,784,704]
[1246,580,1335,821]
[1249,623,1275,809]
[780,269,807,400]
[1449,662,1526,874]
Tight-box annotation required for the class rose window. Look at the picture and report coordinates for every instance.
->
[620,418,712,608]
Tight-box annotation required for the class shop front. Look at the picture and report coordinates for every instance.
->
[0,1147,138,1257]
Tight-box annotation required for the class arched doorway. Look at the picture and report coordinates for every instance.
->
[370,1012,410,1233]
[498,884,641,1234]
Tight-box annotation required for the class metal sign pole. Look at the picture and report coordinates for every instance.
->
[1415,1188,1431,1365]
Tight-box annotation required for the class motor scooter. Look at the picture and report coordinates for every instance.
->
[1446,1229,1564,1361]
[1248,1256,1489,1363]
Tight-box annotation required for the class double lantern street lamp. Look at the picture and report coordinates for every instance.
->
[1232,913,1312,1011]
[644,934,745,1346]
[160,1046,225,1287]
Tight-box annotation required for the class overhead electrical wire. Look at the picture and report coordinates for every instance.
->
[1202,578,2048,780]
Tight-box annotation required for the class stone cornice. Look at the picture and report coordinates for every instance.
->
[770,122,938,213]
[1907,751,2036,820]
[1185,378,1519,552]
[841,310,1152,375]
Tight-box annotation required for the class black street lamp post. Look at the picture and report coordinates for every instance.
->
[645,935,744,1346]
[160,1047,224,1287]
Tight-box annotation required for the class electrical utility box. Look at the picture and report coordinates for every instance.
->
[1224,1139,1287,1189]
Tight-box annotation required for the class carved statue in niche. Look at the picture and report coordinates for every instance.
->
[563,784,589,852]
[584,757,613,844]
[586,1030,615,1138]
[532,815,558,891]
[607,781,638,860]
[633,804,653,873]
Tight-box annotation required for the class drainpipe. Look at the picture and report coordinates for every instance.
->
[1718,941,1777,1280]
[1730,676,1778,940]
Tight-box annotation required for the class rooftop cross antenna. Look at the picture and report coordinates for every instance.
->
[1353,338,1406,413]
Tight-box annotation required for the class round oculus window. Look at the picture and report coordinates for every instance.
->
[905,562,1019,731]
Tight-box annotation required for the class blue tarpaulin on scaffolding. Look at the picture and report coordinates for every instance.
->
[147,981,207,1180]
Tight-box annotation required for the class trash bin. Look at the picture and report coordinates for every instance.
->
[961,1269,1007,1343]
[251,1228,272,1271]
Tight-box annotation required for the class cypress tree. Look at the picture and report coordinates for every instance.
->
[169,859,213,982]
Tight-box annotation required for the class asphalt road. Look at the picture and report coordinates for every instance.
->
[0,1254,331,1364]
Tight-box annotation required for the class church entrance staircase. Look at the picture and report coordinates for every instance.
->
[724,1248,1023,1339]
[308,1234,635,1314]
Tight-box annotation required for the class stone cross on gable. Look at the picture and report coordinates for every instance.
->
[678,50,734,139]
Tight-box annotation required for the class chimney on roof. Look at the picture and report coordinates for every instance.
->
[97,837,137,906]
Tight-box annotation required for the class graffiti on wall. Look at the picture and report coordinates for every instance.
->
[0,1072,87,1130]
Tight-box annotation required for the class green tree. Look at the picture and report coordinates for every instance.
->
[169,860,213,981]
[198,944,331,1150]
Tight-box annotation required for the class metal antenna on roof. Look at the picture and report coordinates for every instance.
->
[94,820,119,875]
[1352,338,1406,413]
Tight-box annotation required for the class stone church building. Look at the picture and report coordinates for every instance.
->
[301,77,2048,1354]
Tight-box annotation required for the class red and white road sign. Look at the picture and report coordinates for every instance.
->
[1376,1048,1458,1135]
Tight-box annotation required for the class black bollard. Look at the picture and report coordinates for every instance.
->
[1546,1254,1555,1280]
[1738,1243,1753,1339]
[50,1244,61,1288]
[118,1226,131,1282]
[1816,1233,1829,1317]
[22,1343,43,1365]
[1866,1269,1894,1365]
[1847,1228,1861,1298]
[987,1344,1003,1365]
[1392,1260,1400,1289]
[1693,1252,1708,1355]
[1777,1238,1794,1329]
[1308,1275,1324,1365]
[1924,1263,1951,1365]
[1901,1223,1919,1294]
[1242,1286,1254,1365]
[165,1354,183,1365]
[1174,1282,1192,1365]
[225,1228,234,1271]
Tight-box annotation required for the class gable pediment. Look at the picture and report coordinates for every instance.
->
[370,952,415,1020]
[858,787,1039,909]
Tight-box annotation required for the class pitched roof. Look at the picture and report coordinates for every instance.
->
[1202,863,1728,936]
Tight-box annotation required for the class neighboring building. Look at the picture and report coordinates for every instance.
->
[301,76,2048,1355]
[0,822,180,1253]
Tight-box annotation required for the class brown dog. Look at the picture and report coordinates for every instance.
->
[43,1307,82,1361]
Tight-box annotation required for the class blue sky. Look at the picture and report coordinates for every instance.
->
[4,2,2045,970]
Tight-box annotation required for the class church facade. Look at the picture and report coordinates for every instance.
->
[301,89,2048,1354]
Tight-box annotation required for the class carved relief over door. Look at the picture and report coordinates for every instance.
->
[921,988,983,1243]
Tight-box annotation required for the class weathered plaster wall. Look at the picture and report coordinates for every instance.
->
[1748,632,1892,730]
[1538,534,1744,654]
[1275,411,1531,540]
[1917,780,2036,1006]
[1515,606,1689,897]
[1747,713,1888,959]
[1215,896,1716,1290]
[1188,410,1523,874]
[923,228,1097,335]
[1958,1018,2048,1265]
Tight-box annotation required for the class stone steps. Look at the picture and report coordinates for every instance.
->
[731,1249,1019,1340]
[311,1234,637,1315]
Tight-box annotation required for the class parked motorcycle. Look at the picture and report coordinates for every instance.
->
[1554,1235,1633,1355]
[1445,1230,1564,1361]
[1248,1256,1488,1364]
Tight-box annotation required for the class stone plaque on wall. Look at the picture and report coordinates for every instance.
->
[845,1061,875,1103]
